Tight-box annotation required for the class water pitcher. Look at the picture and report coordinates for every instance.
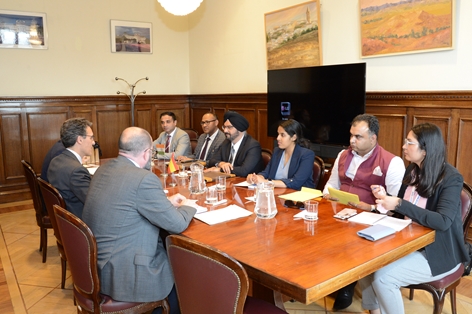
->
[254,181,277,219]
[188,162,206,194]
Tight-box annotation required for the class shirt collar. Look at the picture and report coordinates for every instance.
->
[67,148,83,164]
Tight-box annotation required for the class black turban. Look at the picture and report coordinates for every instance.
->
[223,111,249,132]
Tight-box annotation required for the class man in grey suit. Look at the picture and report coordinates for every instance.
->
[153,111,191,159]
[177,112,225,165]
[82,127,196,314]
[48,118,94,218]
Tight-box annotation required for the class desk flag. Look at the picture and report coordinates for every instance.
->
[168,153,178,174]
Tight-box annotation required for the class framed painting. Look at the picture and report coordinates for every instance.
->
[110,20,152,53]
[264,0,322,70]
[360,0,454,58]
[0,10,48,49]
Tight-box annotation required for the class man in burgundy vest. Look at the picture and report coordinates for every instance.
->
[322,114,405,310]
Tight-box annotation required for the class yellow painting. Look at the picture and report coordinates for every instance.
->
[360,0,454,58]
[265,1,322,70]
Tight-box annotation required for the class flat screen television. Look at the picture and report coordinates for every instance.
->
[267,62,366,159]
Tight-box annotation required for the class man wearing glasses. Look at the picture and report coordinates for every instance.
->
[48,118,94,219]
[206,111,264,177]
[177,112,225,165]
[322,114,405,311]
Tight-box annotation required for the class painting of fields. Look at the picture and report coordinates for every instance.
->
[360,0,453,57]
[265,1,321,70]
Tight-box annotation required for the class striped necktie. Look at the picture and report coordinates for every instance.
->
[165,134,171,153]
[199,137,211,160]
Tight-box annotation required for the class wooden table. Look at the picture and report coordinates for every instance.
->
[156,166,435,307]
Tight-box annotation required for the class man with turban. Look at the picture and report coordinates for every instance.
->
[206,111,264,177]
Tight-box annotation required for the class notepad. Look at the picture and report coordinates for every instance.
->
[327,187,360,205]
[278,187,323,202]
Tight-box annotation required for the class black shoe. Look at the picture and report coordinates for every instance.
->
[333,282,356,310]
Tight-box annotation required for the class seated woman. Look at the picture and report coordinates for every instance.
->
[246,119,314,190]
[359,123,470,314]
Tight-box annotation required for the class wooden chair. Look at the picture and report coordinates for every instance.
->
[182,128,198,140]
[190,139,198,155]
[21,160,52,263]
[406,181,472,314]
[313,156,325,190]
[261,148,272,168]
[37,177,68,289]
[166,234,287,314]
[53,205,169,314]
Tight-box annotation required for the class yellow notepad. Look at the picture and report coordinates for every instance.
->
[278,187,323,202]
[327,187,360,205]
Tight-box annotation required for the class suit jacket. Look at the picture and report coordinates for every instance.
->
[82,156,196,302]
[41,140,65,183]
[153,127,191,159]
[393,163,469,275]
[47,149,91,218]
[259,145,315,190]
[191,129,226,163]
[208,134,264,177]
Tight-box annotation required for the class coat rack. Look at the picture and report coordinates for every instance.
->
[115,76,148,126]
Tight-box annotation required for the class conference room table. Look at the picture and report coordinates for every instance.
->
[153,163,436,309]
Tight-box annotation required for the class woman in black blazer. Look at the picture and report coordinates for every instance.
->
[359,123,470,314]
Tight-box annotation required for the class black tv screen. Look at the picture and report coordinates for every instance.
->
[267,63,366,157]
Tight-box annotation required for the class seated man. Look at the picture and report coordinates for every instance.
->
[206,111,264,177]
[48,118,94,218]
[40,139,65,183]
[82,127,196,314]
[153,111,191,159]
[177,112,225,165]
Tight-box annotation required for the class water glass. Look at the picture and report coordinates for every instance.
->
[205,187,218,204]
[216,176,226,191]
[304,200,319,221]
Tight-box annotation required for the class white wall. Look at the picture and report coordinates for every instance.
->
[1,0,471,96]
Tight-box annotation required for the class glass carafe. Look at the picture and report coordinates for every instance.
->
[254,181,277,219]
[188,162,206,194]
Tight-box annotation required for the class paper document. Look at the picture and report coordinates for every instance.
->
[327,187,360,205]
[182,199,208,214]
[85,166,99,175]
[348,211,412,232]
[233,181,257,188]
[279,187,323,202]
[194,204,252,225]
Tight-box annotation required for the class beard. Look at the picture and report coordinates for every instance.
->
[144,157,152,170]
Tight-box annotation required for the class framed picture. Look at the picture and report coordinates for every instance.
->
[110,20,152,53]
[360,0,454,58]
[264,0,322,70]
[0,10,48,49]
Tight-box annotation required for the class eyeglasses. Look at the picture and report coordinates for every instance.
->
[84,134,94,140]
[200,119,216,125]
[284,200,305,209]
[404,138,419,146]
[222,125,234,130]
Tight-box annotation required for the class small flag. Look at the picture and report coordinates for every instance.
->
[168,153,178,174]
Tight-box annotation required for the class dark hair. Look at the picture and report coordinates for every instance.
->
[60,118,92,148]
[118,127,152,156]
[160,112,177,121]
[279,119,308,148]
[351,114,380,137]
[403,123,446,198]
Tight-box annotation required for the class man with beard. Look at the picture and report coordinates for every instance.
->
[82,127,196,314]
[322,114,405,311]
[176,112,225,164]
[206,111,264,177]
[153,111,191,159]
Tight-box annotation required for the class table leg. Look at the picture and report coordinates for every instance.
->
[250,280,287,311]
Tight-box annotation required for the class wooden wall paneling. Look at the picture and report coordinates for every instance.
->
[376,114,407,161]
[190,107,212,135]
[96,107,131,158]
[456,116,472,186]
[136,104,152,134]
[1,113,23,181]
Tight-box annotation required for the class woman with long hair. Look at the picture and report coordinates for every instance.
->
[246,119,314,190]
[359,123,470,314]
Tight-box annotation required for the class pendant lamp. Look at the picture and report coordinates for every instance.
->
[157,0,203,16]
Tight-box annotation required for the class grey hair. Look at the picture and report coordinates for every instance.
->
[60,118,93,148]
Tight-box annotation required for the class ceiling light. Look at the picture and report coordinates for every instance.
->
[157,0,203,16]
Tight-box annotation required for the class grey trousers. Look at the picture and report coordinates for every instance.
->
[358,250,460,314]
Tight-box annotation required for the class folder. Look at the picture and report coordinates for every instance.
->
[327,187,360,205]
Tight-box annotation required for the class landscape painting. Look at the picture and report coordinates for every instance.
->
[111,20,152,53]
[360,0,454,58]
[265,1,322,70]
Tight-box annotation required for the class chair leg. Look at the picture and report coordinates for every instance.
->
[409,288,414,300]
[450,289,458,314]
[41,228,48,263]
[61,258,67,289]
[432,294,445,314]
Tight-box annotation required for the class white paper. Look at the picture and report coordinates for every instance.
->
[86,166,99,175]
[233,181,257,188]
[194,204,253,225]
[348,211,412,232]
[182,199,208,214]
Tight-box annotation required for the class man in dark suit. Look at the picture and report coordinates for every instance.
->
[40,140,65,183]
[206,111,264,177]
[82,127,196,314]
[48,118,94,218]
[177,112,225,165]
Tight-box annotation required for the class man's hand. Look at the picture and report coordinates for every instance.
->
[168,193,187,207]
[218,162,233,174]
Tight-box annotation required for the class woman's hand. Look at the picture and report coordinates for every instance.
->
[375,195,400,211]
[247,173,264,184]
[371,185,386,199]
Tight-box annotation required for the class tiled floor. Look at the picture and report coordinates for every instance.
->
[0,202,472,313]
